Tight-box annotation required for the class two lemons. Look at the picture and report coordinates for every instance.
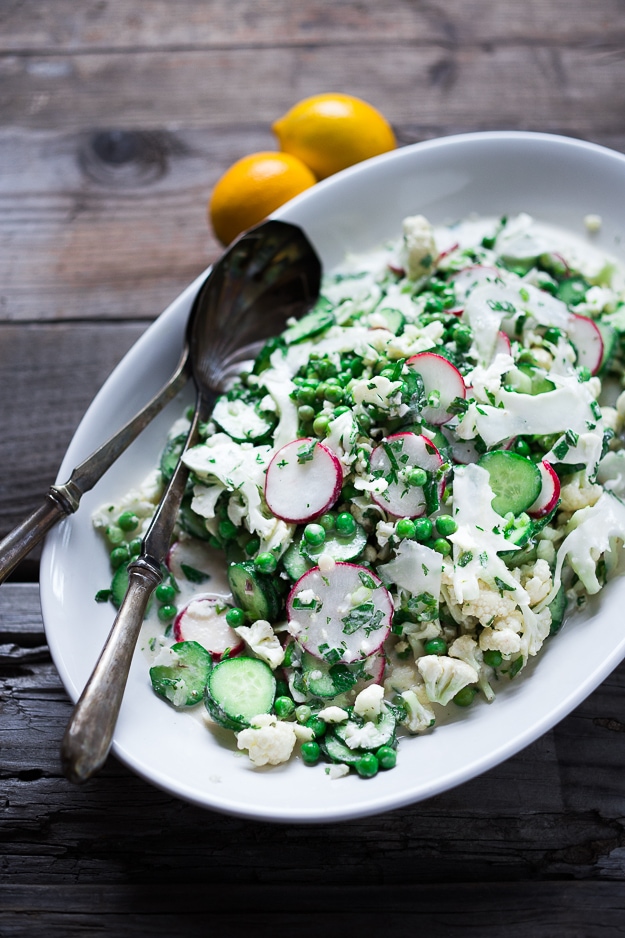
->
[209,93,396,245]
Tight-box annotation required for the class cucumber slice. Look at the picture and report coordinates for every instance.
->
[477,450,542,516]
[204,656,276,730]
[178,495,210,541]
[333,705,396,750]
[320,730,366,766]
[160,433,187,481]
[212,395,277,444]
[282,298,335,345]
[374,306,404,334]
[282,539,313,581]
[150,640,212,707]
[302,524,368,564]
[548,585,568,635]
[227,561,281,622]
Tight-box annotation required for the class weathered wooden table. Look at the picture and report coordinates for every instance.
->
[2,2,625,934]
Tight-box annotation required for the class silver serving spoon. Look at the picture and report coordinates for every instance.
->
[60,219,321,783]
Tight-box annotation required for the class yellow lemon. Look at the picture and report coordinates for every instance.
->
[209,151,316,245]
[272,93,396,180]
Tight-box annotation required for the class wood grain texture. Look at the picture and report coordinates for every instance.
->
[1,0,624,51]
[1,585,625,890]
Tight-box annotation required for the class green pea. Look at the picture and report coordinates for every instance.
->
[295,704,312,725]
[118,510,140,532]
[155,583,177,604]
[313,415,330,437]
[245,536,261,557]
[423,637,447,656]
[324,385,343,404]
[483,649,503,668]
[301,741,321,765]
[315,382,329,401]
[395,518,416,539]
[335,512,357,537]
[376,746,397,770]
[454,325,473,350]
[333,404,351,418]
[254,552,277,574]
[355,752,379,778]
[453,685,477,707]
[106,524,125,546]
[274,696,295,719]
[128,537,142,558]
[407,467,428,487]
[303,523,326,547]
[433,538,451,556]
[297,385,316,405]
[424,295,444,313]
[513,438,531,457]
[157,604,177,623]
[413,517,433,542]
[225,606,246,627]
[110,546,129,569]
[298,405,316,423]
[319,513,335,532]
[218,518,238,540]
[435,515,457,536]
[305,716,327,739]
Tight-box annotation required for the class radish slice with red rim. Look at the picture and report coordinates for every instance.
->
[527,460,561,518]
[494,330,512,356]
[264,438,342,524]
[566,312,604,375]
[370,432,445,518]
[286,562,393,664]
[406,352,466,425]
[173,595,244,660]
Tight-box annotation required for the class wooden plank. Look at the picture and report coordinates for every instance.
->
[2,125,625,324]
[2,45,624,132]
[0,323,146,545]
[1,0,624,52]
[1,585,625,885]
[0,883,624,938]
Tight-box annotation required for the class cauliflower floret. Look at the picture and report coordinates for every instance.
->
[234,620,284,669]
[601,406,618,433]
[353,683,384,721]
[317,706,349,723]
[461,583,519,625]
[520,606,552,659]
[519,559,553,606]
[448,634,495,702]
[325,763,350,780]
[384,663,420,695]
[478,626,522,657]
[236,714,297,766]
[616,390,625,433]
[401,686,436,733]
[559,471,602,512]
[417,655,478,706]
[342,717,391,750]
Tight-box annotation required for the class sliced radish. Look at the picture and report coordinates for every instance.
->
[528,460,561,518]
[369,432,444,518]
[167,538,213,584]
[451,265,502,304]
[406,352,466,425]
[566,312,604,375]
[174,595,243,661]
[287,562,393,664]
[264,438,342,524]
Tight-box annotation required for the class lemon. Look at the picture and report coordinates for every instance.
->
[272,93,396,180]
[209,151,316,245]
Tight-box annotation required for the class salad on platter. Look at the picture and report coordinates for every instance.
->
[93,210,625,781]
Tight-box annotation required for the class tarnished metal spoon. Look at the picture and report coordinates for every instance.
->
[60,219,321,784]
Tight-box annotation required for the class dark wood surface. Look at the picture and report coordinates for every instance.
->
[2,2,625,934]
